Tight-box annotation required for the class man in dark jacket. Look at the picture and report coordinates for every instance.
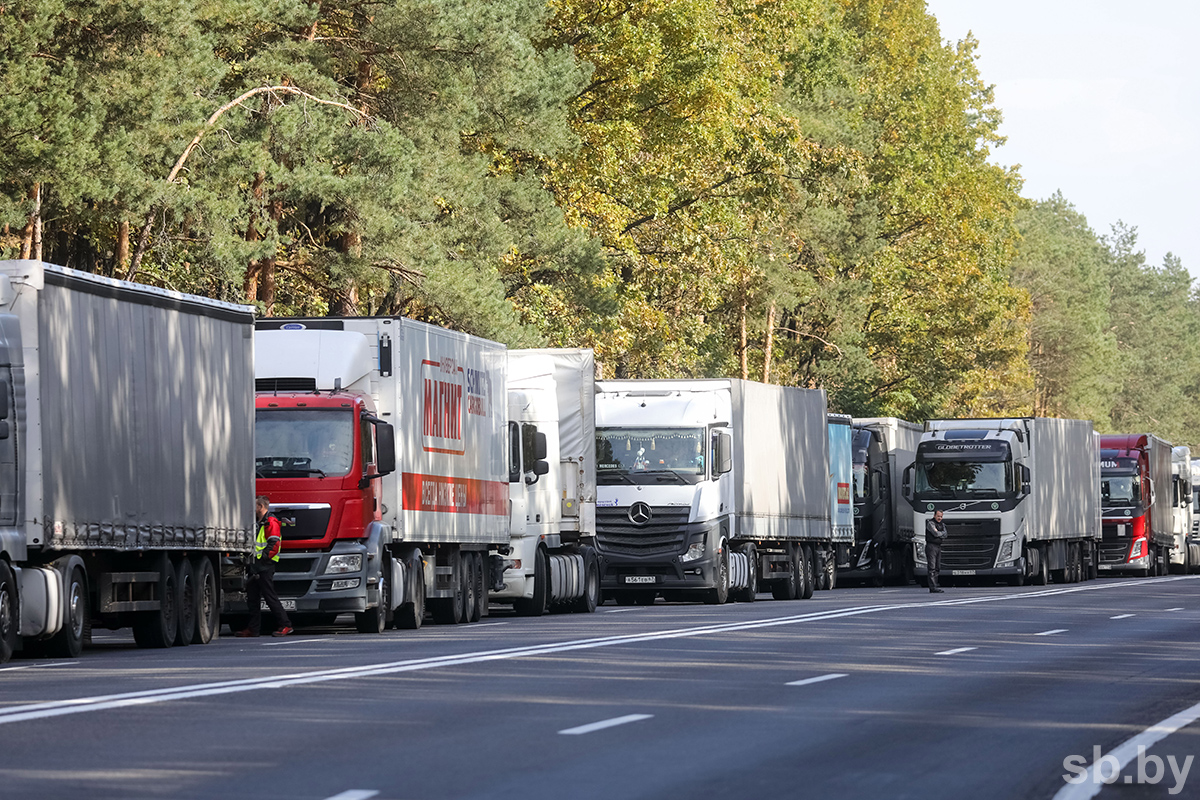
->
[237,496,294,637]
[925,509,947,593]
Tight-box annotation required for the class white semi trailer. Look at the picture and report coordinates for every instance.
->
[906,418,1100,586]
[498,349,600,614]
[0,260,255,662]
[594,379,831,604]
[1169,446,1193,573]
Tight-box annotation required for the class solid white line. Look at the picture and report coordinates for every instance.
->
[322,791,379,800]
[0,665,31,672]
[1110,614,1135,619]
[935,647,977,656]
[787,673,849,687]
[1052,697,1200,800]
[1035,629,1068,636]
[559,714,653,735]
[470,622,511,627]
[1,575,1194,727]
[604,608,639,613]
[1165,607,1184,612]
[262,638,320,646]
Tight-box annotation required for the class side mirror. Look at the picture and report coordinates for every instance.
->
[526,459,550,485]
[1021,464,1031,496]
[0,378,9,420]
[375,422,396,476]
[1148,478,1156,506]
[714,432,733,476]
[902,464,913,499]
[533,431,548,462]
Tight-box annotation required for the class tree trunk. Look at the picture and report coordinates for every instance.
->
[20,184,41,260]
[762,302,776,384]
[738,281,749,381]
[116,219,130,276]
[243,172,266,303]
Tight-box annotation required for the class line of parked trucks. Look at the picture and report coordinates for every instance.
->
[0,260,1196,663]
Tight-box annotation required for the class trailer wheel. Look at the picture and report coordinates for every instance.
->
[47,565,88,659]
[704,541,730,605]
[190,556,219,644]
[771,545,799,601]
[133,555,177,648]
[514,548,549,617]
[0,561,16,663]
[733,544,757,602]
[395,553,425,630]
[174,558,196,647]
[572,549,600,613]
[800,545,815,599]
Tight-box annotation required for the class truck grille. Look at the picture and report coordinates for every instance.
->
[596,506,691,557]
[1099,541,1129,564]
[273,505,332,541]
[941,519,1000,570]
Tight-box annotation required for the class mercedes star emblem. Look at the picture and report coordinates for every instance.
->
[628,502,653,525]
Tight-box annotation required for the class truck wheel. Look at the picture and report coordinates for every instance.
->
[133,556,177,648]
[355,563,388,634]
[0,561,17,663]
[733,544,757,602]
[48,565,88,659]
[174,558,195,647]
[704,542,730,605]
[396,554,425,630]
[191,556,219,644]
[572,549,600,613]
[800,545,815,600]
[1087,544,1099,581]
[514,548,549,617]
[825,548,837,590]
[462,552,479,623]
[1030,547,1048,586]
[470,551,487,622]
[771,545,799,601]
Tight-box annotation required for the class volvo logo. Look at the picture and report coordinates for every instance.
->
[628,502,653,526]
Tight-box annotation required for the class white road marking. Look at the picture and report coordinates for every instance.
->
[787,673,849,687]
[470,622,511,627]
[1165,607,1184,612]
[935,647,978,656]
[1052,697,1200,800]
[322,791,379,800]
[559,714,653,735]
[604,608,640,613]
[0,575,1194,727]
[1110,614,1135,619]
[262,638,322,646]
[1035,629,1068,636]
[0,661,79,672]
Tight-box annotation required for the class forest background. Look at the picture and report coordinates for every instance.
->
[3,0,1196,442]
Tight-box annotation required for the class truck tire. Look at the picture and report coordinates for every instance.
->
[48,565,88,659]
[431,551,468,625]
[824,547,837,590]
[0,561,17,663]
[733,544,758,603]
[133,555,178,648]
[572,549,600,613]
[471,552,488,622]
[174,557,195,647]
[514,548,549,617]
[355,560,388,634]
[395,554,425,630]
[1030,547,1048,586]
[771,545,799,601]
[704,542,730,605]
[800,545,815,600]
[191,556,219,644]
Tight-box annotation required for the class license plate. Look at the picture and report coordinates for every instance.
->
[624,576,656,584]
[950,570,977,576]
[262,599,297,611]
[1098,564,1113,570]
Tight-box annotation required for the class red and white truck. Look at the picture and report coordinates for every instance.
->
[1098,434,1173,576]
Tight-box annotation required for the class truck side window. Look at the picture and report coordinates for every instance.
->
[360,418,375,470]
[509,421,522,483]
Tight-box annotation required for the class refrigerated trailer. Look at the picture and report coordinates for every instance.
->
[845,418,922,584]
[594,379,831,604]
[906,418,1100,586]
[0,260,255,662]
[241,318,509,632]
[499,349,600,614]
[1169,446,1193,573]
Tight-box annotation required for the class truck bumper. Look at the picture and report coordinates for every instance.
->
[223,540,369,615]
[597,550,720,593]
[914,564,1021,578]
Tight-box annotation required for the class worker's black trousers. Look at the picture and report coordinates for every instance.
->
[246,564,291,634]
[926,542,942,590]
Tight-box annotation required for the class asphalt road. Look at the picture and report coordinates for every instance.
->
[1,575,1198,800]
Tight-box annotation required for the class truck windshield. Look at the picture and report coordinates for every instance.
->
[1101,473,1140,506]
[256,409,355,477]
[596,427,706,485]
[914,459,1013,500]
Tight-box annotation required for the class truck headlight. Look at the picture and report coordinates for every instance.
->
[915,540,926,560]
[326,554,363,574]
[998,541,1014,562]
[680,540,706,563]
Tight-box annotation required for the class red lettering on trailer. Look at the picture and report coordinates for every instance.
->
[402,473,508,516]
[422,359,467,455]
[837,482,851,504]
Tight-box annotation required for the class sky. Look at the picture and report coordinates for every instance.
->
[923,0,1200,277]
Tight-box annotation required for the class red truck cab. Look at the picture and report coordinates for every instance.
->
[1099,434,1172,575]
